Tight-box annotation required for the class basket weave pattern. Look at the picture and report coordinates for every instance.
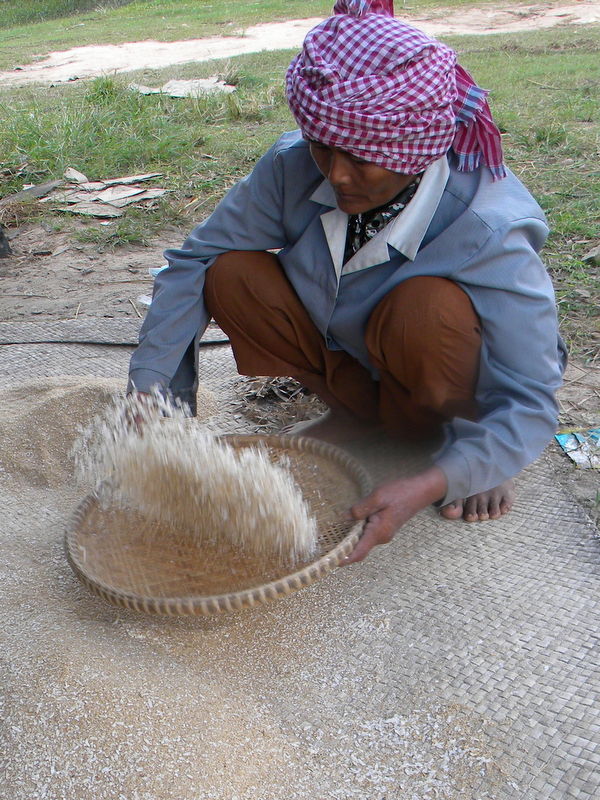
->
[65,434,372,615]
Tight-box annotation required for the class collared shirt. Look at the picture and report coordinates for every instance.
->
[129,130,565,505]
[343,174,423,264]
[311,156,449,279]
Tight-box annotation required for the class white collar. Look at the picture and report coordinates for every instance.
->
[309,156,450,279]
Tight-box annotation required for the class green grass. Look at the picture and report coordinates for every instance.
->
[0,0,331,70]
[0,55,290,188]
[0,51,296,246]
[0,21,598,354]
[0,0,492,30]
[74,197,187,247]
[0,0,135,28]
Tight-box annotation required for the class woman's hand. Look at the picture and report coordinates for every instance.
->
[344,465,447,564]
[125,390,154,431]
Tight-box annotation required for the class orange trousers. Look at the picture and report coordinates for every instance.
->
[204,251,481,438]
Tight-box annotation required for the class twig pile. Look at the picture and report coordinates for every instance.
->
[233,376,326,432]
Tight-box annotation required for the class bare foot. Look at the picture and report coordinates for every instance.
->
[439,479,515,522]
[281,409,382,445]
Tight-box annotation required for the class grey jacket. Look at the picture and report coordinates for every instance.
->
[129,131,566,504]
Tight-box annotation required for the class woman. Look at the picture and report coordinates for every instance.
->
[129,0,565,563]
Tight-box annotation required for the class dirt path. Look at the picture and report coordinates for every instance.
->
[1,1,599,86]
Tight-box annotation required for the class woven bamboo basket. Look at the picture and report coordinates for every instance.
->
[65,434,372,615]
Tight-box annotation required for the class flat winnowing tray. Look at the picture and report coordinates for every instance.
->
[65,434,372,615]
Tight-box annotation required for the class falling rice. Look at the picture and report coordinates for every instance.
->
[73,391,318,563]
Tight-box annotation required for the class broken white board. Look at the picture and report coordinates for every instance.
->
[57,201,124,218]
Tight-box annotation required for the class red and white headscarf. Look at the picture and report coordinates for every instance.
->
[286,0,506,179]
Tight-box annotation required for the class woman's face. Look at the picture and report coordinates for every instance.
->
[309,140,416,215]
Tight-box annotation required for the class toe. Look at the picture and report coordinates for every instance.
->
[462,495,479,522]
[499,499,513,515]
[476,496,490,521]
[440,500,464,520]
[487,495,502,519]
[499,480,515,515]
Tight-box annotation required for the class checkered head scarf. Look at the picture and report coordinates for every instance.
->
[286,0,506,179]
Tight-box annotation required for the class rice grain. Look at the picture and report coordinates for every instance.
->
[74,392,318,563]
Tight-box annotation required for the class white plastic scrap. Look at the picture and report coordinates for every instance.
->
[555,428,600,469]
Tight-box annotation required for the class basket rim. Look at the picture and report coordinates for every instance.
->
[64,433,372,615]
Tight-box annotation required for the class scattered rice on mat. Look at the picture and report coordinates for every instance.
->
[74,391,318,563]
[0,377,124,488]
[0,378,216,489]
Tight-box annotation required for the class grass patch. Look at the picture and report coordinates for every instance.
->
[0,64,289,191]
[73,198,186,248]
[0,1,135,28]
[0,0,493,30]
[0,0,333,70]
[0,53,296,243]
[0,23,598,354]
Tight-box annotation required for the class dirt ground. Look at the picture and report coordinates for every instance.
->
[0,221,166,322]
[0,0,598,523]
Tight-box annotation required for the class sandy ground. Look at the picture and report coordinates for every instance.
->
[1,1,599,86]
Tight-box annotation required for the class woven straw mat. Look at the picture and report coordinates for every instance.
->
[1,321,600,800]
